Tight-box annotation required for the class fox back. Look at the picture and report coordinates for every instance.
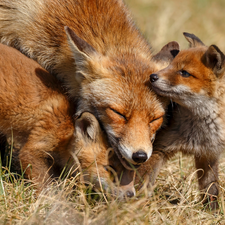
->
[0,0,176,166]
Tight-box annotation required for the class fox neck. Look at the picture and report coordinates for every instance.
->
[179,95,218,118]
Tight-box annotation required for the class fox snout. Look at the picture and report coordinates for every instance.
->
[116,148,149,166]
[150,73,159,83]
[106,106,164,167]
[132,151,148,164]
[116,144,151,167]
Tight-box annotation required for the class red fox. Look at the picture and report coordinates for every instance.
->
[0,42,135,197]
[147,32,225,209]
[0,0,178,167]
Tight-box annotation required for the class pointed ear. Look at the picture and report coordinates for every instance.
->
[64,26,99,83]
[202,45,225,77]
[65,26,97,56]
[152,41,180,63]
[183,32,205,48]
[75,112,100,141]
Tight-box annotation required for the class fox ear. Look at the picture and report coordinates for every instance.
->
[152,41,180,63]
[183,32,205,48]
[75,112,100,141]
[202,45,225,77]
[65,26,99,83]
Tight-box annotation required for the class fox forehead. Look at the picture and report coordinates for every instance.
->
[168,48,215,79]
[82,54,165,114]
[86,75,165,117]
[172,47,207,72]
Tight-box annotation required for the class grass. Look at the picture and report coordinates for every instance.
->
[1,153,225,224]
[2,0,225,224]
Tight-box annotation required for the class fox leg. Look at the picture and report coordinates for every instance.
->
[195,155,219,210]
[19,141,54,191]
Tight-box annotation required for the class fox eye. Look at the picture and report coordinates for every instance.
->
[110,108,127,121]
[150,117,162,123]
[179,70,191,77]
[151,134,156,143]
[149,116,163,134]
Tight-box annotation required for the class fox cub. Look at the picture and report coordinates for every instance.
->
[0,43,134,196]
[148,32,225,209]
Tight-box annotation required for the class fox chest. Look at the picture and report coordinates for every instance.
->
[172,109,225,157]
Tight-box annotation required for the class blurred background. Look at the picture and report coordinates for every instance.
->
[125,0,225,53]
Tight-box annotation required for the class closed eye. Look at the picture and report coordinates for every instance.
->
[179,70,192,77]
[151,134,156,143]
[150,116,163,123]
[109,108,127,121]
[149,116,164,132]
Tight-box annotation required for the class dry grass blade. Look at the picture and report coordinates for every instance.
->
[1,152,225,224]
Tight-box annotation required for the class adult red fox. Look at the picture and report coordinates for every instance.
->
[0,0,178,167]
[0,42,135,197]
[148,32,225,209]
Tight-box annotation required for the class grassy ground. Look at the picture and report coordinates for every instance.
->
[1,153,225,224]
[1,0,225,224]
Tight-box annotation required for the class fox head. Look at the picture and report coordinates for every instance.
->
[71,112,135,197]
[71,112,111,189]
[150,32,225,109]
[65,27,179,167]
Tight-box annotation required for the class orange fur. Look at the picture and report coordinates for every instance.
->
[0,43,134,196]
[0,0,175,166]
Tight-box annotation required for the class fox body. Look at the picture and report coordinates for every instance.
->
[147,33,225,209]
[0,0,172,166]
[0,43,135,196]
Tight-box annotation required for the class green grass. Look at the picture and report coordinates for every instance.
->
[2,0,225,224]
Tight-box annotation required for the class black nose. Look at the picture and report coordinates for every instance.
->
[132,151,148,163]
[150,73,159,83]
[126,190,134,198]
